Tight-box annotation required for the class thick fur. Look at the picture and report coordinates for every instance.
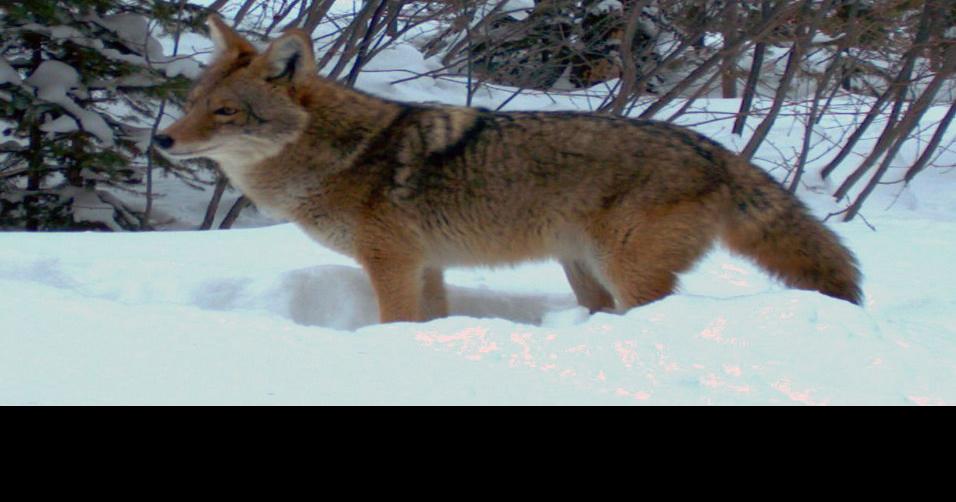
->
[158,19,862,323]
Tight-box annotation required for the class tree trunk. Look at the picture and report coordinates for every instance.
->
[220,196,252,230]
[609,0,650,115]
[296,0,344,34]
[345,0,390,87]
[201,174,230,230]
[719,0,739,99]
[733,0,773,136]
[903,100,956,185]
[835,42,956,211]
[820,0,937,180]
[741,0,831,161]
[207,0,230,12]
[232,0,257,27]
[323,1,381,78]
[639,1,800,120]
[24,35,44,232]
[789,0,861,193]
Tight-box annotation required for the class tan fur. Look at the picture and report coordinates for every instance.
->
[158,19,863,323]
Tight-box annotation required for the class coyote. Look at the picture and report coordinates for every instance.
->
[156,17,862,323]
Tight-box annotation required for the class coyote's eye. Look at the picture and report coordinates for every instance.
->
[214,107,239,116]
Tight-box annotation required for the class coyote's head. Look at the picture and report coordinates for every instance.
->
[155,16,313,166]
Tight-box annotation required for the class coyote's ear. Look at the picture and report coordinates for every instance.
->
[207,15,255,58]
[262,30,316,83]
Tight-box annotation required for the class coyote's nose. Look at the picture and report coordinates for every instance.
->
[153,134,175,150]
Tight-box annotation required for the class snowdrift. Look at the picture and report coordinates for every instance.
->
[3,218,955,405]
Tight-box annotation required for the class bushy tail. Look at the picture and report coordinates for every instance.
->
[721,161,863,305]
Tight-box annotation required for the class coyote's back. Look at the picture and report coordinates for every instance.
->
[156,17,862,323]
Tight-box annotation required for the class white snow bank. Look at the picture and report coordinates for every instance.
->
[2,219,955,405]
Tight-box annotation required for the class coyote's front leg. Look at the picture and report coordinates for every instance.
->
[422,268,449,321]
[359,252,424,323]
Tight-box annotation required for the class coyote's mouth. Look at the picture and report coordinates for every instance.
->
[161,144,222,158]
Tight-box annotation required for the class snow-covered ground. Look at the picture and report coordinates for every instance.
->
[3,12,956,405]
[3,205,956,405]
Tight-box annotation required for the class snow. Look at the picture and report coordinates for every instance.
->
[164,57,203,80]
[48,25,85,41]
[64,187,125,232]
[2,213,956,405]
[502,0,534,20]
[4,11,956,405]
[17,18,203,93]
[24,60,115,146]
[40,115,79,135]
[0,56,21,85]
[96,14,166,63]
[588,0,624,15]
[24,60,79,102]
